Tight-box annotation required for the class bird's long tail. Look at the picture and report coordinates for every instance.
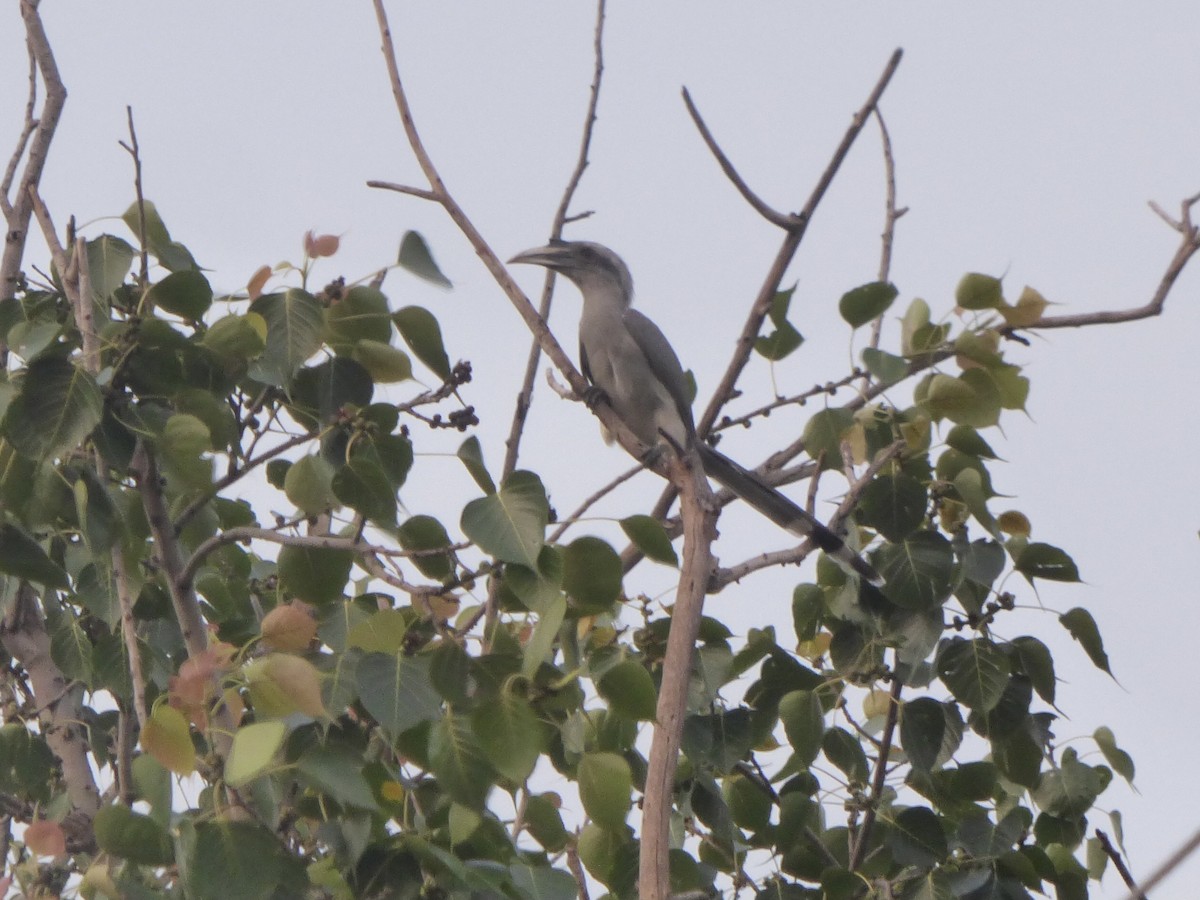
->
[696,444,883,586]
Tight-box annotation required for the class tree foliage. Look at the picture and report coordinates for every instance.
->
[2,5,1190,900]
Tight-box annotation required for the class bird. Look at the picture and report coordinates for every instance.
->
[509,239,882,586]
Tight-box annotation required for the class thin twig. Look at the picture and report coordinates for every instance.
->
[693,49,904,440]
[501,0,608,480]
[1,0,67,322]
[1020,191,1200,330]
[1122,826,1200,899]
[681,87,796,229]
[867,107,905,356]
[1096,829,1145,900]
[117,106,149,286]
[172,429,316,533]
[547,460,643,544]
[0,43,38,217]
[365,180,438,202]
[848,674,903,870]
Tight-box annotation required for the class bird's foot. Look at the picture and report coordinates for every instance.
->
[582,384,609,411]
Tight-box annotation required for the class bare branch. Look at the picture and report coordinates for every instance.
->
[0,43,37,217]
[1018,191,1200,330]
[866,107,906,360]
[639,451,718,899]
[681,87,797,229]
[117,106,149,286]
[365,179,439,202]
[0,584,100,818]
[172,429,316,533]
[548,460,643,544]
[502,0,608,479]
[848,674,903,870]
[1,0,67,315]
[1096,829,1145,900]
[1121,825,1200,900]
[694,48,904,440]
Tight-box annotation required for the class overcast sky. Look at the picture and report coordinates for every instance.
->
[4,3,1199,897]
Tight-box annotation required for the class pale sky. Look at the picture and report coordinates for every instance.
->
[4,3,1199,897]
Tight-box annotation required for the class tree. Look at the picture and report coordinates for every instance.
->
[0,2,1194,898]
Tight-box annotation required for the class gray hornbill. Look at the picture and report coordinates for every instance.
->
[509,239,881,586]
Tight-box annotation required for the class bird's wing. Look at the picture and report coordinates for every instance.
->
[622,308,696,438]
[579,336,594,386]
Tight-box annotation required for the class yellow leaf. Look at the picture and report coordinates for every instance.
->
[260,603,317,652]
[141,704,196,775]
[24,819,66,856]
[998,510,1032,537]
[248,653,326,719]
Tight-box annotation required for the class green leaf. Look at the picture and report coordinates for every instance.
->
[85,235,135,306]
[0,522,68,588]
[1033,750,1107,818]
[332,454,396,526]
[1093,726,1134,783]
[619,514,678,566]
[471,688,542,782]
[225,720,286,788]
[352,339,412,382]
[822,726,868,783]
[176,820,306,900]
[901,697,947,774]
[397,515,455,581]
[778,689,824,767]
[522,592,566,678]
[277,544,352,605]
[1059,608,1112,676]
[953,467,997,535]
[429,710,492,808]
[1000,285,1050,328]
[122,199,197,271]
[936,638,1011,712]
[146,270,213,320]
[132,755,172,829]
[457,435,495,494]
[94,805,175,865]
[393,305,453,380]
[1016,542,1080,583]
[356,652,443,737]
[563,536,622,613]
[877,531,956,611]
[324,285,393,350]
[923,373,1000,428]
[889,806,948,868]
[755,286,804,360]
[525,793,570,852]
[945,424,999,459]
[857,473,928,542]
[598,660,658,722]
[289,356,375,428]
[2,353,102,461]
[298,744,378,810]
[861,347,909,385]
[174,387,237,449]
[248,289,325,387]
[460,470,547,567]
[508,863,578,900]
[398,231,452,288]
[802,408,855,468]
[578,751,633,830]
[283,454,338,516]
[839,281,898,328]
[202,313,266,361]
[1012,636,1057,706]
[956,273,1004,310]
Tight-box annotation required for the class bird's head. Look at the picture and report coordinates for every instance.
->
[509,240,634,306]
